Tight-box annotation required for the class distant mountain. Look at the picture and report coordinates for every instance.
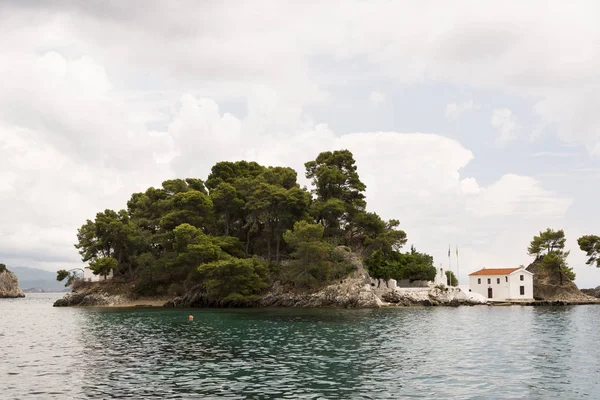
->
[10,266,70,293]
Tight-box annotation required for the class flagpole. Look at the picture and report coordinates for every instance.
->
[456,245,460,286]
[448,245,452,286]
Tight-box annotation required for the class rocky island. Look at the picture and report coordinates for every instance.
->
[52,150,600,309]
[0,263,25,298]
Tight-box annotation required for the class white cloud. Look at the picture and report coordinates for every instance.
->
[1,2,599,287]
[369,90,386,107]
[445,100,477,119]
[532,151,578,157]
[491,108,518,145]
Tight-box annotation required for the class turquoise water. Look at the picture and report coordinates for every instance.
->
[2,294,600,399]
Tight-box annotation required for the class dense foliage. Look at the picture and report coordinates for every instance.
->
[64,150,436,300]
[0,263,6,273]
[445,271,458,286]
[577,235,600,268]
[528,228,575,284]
[365,246,436,282]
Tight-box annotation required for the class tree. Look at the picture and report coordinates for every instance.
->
[540,251,575,284]
[528,228,574,284]
[577,235,600,268]
[527,228,566,257]
[445,271,458,286]
[198,257,269,300]
[305,150,366,235]
[56,268,83,287]
[282,221,352,287]
[365,246,436,282]
[75,209,139,276]
[210,182,243,236]
[0,263,6,273]
[89,257,118,278]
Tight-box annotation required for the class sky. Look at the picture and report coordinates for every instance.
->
[2,1,600,287]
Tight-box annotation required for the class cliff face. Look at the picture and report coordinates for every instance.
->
[526,259,594,302]
[0,269,25,298]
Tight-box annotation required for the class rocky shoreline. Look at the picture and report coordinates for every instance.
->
[0,269,25,298]
[53,261,600,309]
[54,267,486,308]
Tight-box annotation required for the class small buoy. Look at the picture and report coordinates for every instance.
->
[188,315,194,321]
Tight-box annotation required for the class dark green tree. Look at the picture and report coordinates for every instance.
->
[577,235,600,268]
[56,268,83,287]
[305,150,366,236]
[527,228,574,284]
[198,257,269,301]
[89,257,118,279]
[445,271,458,286]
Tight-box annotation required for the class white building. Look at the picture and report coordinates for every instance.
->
[82,266,113,282]
[468,267,534,301]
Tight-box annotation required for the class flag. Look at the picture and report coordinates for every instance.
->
[456,245,459,257]
[448,245,450,257]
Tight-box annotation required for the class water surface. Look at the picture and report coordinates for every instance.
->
[1,294,600,399]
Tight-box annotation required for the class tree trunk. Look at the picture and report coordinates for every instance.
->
[245,225,252,256]
[267,239,271,261]
[276,236,281,264]
[224,211,230,236]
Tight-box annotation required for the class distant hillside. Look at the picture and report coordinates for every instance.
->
[10,267,70,292]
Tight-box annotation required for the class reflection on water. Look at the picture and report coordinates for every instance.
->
[2,294,600,398]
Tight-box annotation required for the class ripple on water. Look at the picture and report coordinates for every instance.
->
[2,297,600,398]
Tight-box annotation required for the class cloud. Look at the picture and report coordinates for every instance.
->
[491,108,518,145]
[445,100,477,119]
[1,2,598,286]
[369,90,386,107]
[532,151,579,157]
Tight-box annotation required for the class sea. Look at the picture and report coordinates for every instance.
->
[1,293,600,399]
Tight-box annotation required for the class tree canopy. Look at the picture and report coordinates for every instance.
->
[528,228,574,284]
[577,235,600,268]
[68,149,435,300]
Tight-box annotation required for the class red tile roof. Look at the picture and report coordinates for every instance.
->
[469,268,520,276]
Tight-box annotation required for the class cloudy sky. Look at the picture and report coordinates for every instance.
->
[2,0,600,287]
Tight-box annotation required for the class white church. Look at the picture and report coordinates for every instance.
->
[468,267,534,302]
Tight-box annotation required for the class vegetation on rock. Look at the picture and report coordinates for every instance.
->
[61,149,435,302]
[527,228,575,284]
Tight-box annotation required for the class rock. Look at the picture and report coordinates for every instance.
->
[0,269,25,298]
[526,258,596,302]
[53,291,127,307]
[581,286,600,298]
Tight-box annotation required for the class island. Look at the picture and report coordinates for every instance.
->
[0,263,25,298]
[53,149,600,308]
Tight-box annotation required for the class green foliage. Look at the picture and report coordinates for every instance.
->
[540,251,575,283]
[528,228,574,284]
[198,257,269,300]
[305,150,366,235]
[577,235,600,268]
[282,221,355,287]
[90,257,118,277]
[445,271,458,286]
[56,269,81,287]
[0,263,6,273]
[365,247,436,282]
[72,149,432,302]
[528,228,566,257]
